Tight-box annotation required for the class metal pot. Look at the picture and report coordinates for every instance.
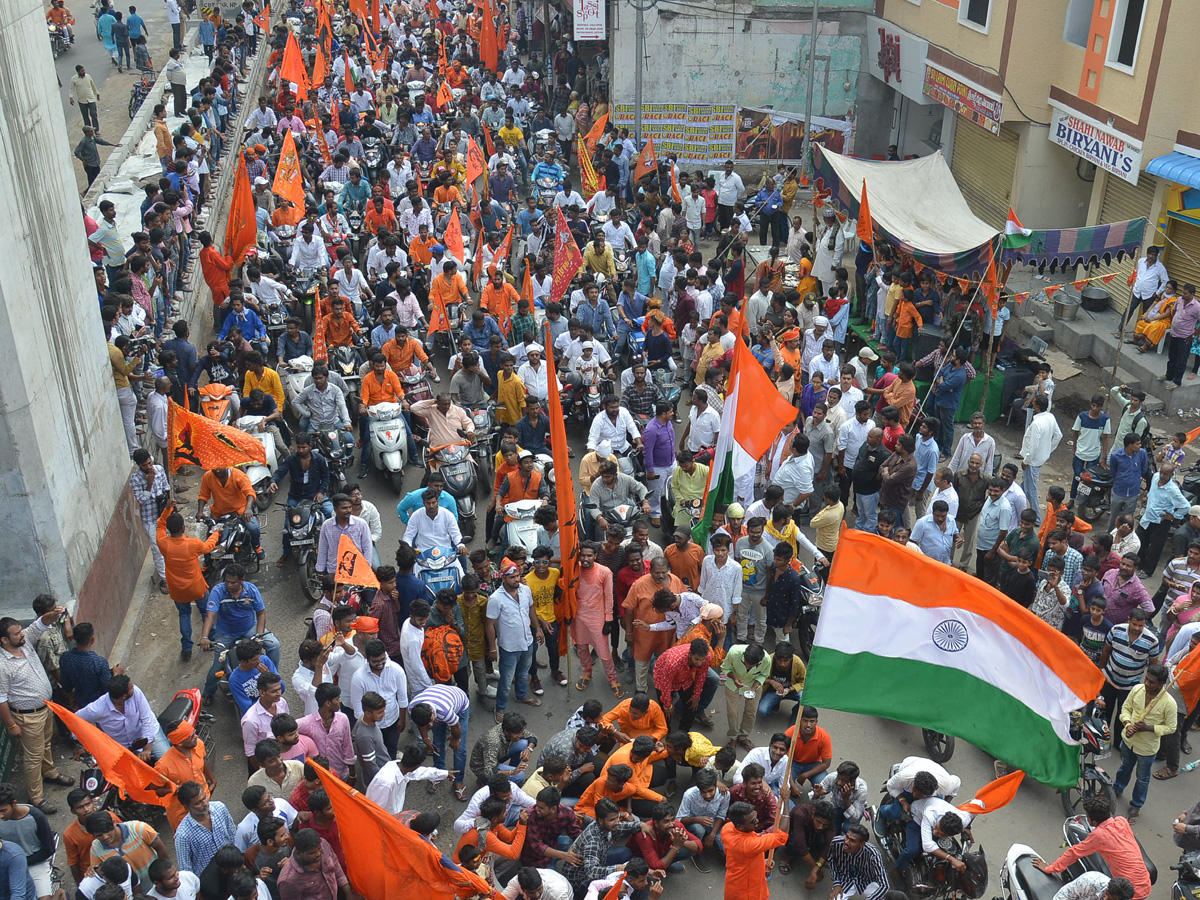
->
[1053,294,1081,320]
[1080,284,1111,312]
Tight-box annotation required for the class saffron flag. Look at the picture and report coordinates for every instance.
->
[224,155,257,264]
[584,111,608,149]
[279,31,307,100]
[437,79,453,109]
[550,206,583,309]
[578,136,599,197]
[311,763,494,900]
[857,179,874,242]
[471,228,485,286]
[252,3,269,30]
[1185,424,1200,447]
[543,326,579,655]
[481,123,496,159]
[633,135,657,184]
[443,208,465,265]
[803,530,1104,788]
[492,224,515,276]
[348,0,368,26]
[1175,635,1200,706]
[168,401,267,472]
[669,164,681,204]
[426,0,438,17]
[693,339,796,546]
[521,262,534,306]
[1044,284,1060,300]
[313,118,334,166]
[957,770,1025,816]
[602,874,626,900]
[335,534,380,587]
[48,702,174,806]
[1003,206,1033,249]
[312,303,329,362]
[272,128,306,226]
[313,42,330,85]
[1102,273,1117,284]
[1127,266,1138,288]
[479,0,498,70]
[980,249,1000,320]
[464,136,486,187]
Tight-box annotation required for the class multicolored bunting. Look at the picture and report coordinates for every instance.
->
[578,136,599,196]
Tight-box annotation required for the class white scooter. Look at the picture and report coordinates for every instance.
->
[281,355,314,406]
[503,499,543,554]
[236,415,279,510]
[367,402,409,493]
[998,844,1063,900]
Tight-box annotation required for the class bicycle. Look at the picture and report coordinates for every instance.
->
[128,69,156,119]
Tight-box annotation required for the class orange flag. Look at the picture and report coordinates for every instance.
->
[348,0,368,26]
[335,534,380,587]
[471,228,485,285]
[252,2,269,30]
[1102,273,1117,284]
[1073,279,1089,291]
[857,179,874,242]
[437,80,453,109]
[543,325,578,655]
[312,119,333,166]
[168,401,267,472]
[464,136,486,187]
[443,208,465,264]
[479,0,498,70]
[521,262,534,306]
[492,224,514,276]
[669,164,681,203]
[481,123,496,158]
[1185,424,1200,446]
[584,111,608,149]
[313,42,330,85]
[633,135,657,183]
[1176,632,1200,709]
[602,874,626,900]
[313,299,329,362]
[956,770,1025,815]
[1127,267,1138,287]
[980,252,1000,319]
[311,763,493,900]
[279,31,308,100]
[1044,284,1060,300]
[550,206,583,309]
[372,44,388,74]
[224,155,257,264]
[426,0,438,16]
[48,702,175,806]
[272,129,306,226]
[577,135,599,196]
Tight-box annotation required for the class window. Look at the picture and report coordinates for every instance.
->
[1107,0,1147,70]
[1062,0,1091,48]
[958,0,991,31]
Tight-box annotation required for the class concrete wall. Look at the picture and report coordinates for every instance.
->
[0,0,140,628]
[1011,122,1094,228]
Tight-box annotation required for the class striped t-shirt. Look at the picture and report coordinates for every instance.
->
[409,684,470,725]
[1104,623,1161,689]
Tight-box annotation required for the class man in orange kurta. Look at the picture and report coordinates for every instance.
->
[721,798,790,900]
[200,236,234,311]
[600,695,668,742]
[622,559,684,693]
[153,721,215,829]
[157,505,223,658]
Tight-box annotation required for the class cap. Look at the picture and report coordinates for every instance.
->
[430,244,446,254]
[354,616,379,633]
[518,449,533,459]
[581,340,595,350]
[253,176,269,186]
[822,207,836,217]
[501,564,521,576]
[526,342,543,353]
[1191,505,1200,518]
[596,440,612,457]
[814,315,830,327]
[168,720,195,744]
[782,327,801,341]
[699,603,724,621]
[673,526,692,538]
[858,346,879,361]
[726,502,745,518]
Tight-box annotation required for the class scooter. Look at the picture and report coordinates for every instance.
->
[211,631,276,702]
[1173,851,1200,900]
[429,442,477,541]
[416,546,461,598]
[199,382,235,423]
[278,501,324,600]
[367,402,409,494]
[997,843,1066,900]
[281,355,314,406]
[236,415,279,511]
[503,499,543,554]
[1075,462,1114,523]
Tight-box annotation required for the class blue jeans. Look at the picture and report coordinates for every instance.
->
[204,628,282,696]
[671,668,720,730]
[882,505,907,528]
[894,819,922,871]
[1022,464,1041,523]
[432,704,470,786]
[757,689,801,718]
[144,724,171,761]
[893,336,910,362]
[1113,743,1154,810]
[176,599,206,652]
[496,738,531,785]
[854,491,879,532]
[790,760,826,786]
[935,406,957,458]
[685,822,725,859]
[495,645,534,712]
[1070,455,1093,499]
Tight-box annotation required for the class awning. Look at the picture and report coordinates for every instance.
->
[1146,152,1200,190]
[1001,218,1147,271]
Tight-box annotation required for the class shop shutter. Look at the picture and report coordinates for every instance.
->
[950,120,1019,230]
[1164,217,1200,298]
[1099,173,1158,313]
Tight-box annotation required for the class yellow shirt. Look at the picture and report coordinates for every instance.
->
[809,501,844,553]
[498,125,524,149]
[496,371,526,425]
[525,568,560,623]
[109,343,135,389]
[1119,684,1177,757]
[885,282,903,316]
[583,245,616,279]
[243,366,285,411]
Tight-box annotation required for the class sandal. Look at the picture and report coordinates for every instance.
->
[575,675,591,691]
[1154,767,1179,780]
[610,681,625,698]
[777,862,791,875]
[516,695,542,707]
[454,784,469,801]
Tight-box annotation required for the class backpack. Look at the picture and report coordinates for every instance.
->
[422,624,464,684]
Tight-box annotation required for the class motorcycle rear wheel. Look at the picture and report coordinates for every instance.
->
[301,554,322,601]
[922,729,955,763]
[1060,770,1116,817]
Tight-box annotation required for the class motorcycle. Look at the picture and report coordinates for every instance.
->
[49,22,70,57]
[651,366,683,410]
[344,205,366,264]
[199,514,258,582]
[613,245,632,281]
[81,687,209,825]
[328,342,366,402]
[535,174,560,209]
[261,298,288,352]
[281,355,314,406]
[361,133,386,184]
[469,405,496,478]
[367,402,409,494]
[400,363,434,448]
[236,415,279,511]
[416,546,461,597]
[1075,462,1114,523]
[503,498,544,554]
[315,428,352,494]
[1182,460,1200,506]
[1173,851,1200,900]
[211,631,276,701]
[429,442,477,541]
[277,501,324,600]
[875,763,988,900]
[580,498,639,543]
[791,561,827,660]
[1059,701,1116,816]
[563,379,605,430]
[1060,814,1157,885]
[289,267,323,333]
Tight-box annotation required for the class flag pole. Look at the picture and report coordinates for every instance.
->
[767,694,807,863]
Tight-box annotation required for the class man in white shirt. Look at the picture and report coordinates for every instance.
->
[588,396,641,454]
[586,186,617,217]
[835,369,864,418]
[948,412,997,474]
[399,601,433,696]
[801,317,830,375]
[715,160,744,231]
[501,867,574,900]
[364,746,452,815]
[454,779,537,833]
[333,257,369,313]
[366,241,408,284]
[233,791,298,851]
[733,737,789,795]
[929,468,959,520]
[554,181,585,210]
[602,216,635,250]
[908,796,974,874]
[404,490,467,571]
[1123,245,1169,330]
[517,344,560,402]
[350,641,409,756]
[1019,393,1062,522]
[809,342,841,385]
[771,433,815,508]
[684,388,721,453]
[289,223,331,271]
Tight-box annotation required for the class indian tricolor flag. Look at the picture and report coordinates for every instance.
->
[692,340,797,545]
[1003,206,1032,249]
[802,530,1104,788]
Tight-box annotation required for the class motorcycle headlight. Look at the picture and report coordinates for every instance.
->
[291,513,302,525]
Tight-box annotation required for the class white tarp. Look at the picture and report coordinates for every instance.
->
[818,147,998,255]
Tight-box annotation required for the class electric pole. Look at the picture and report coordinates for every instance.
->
[799,0,820,166]
[630,0,656,145]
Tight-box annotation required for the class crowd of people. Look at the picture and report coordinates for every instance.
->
[11,0,1200,897]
